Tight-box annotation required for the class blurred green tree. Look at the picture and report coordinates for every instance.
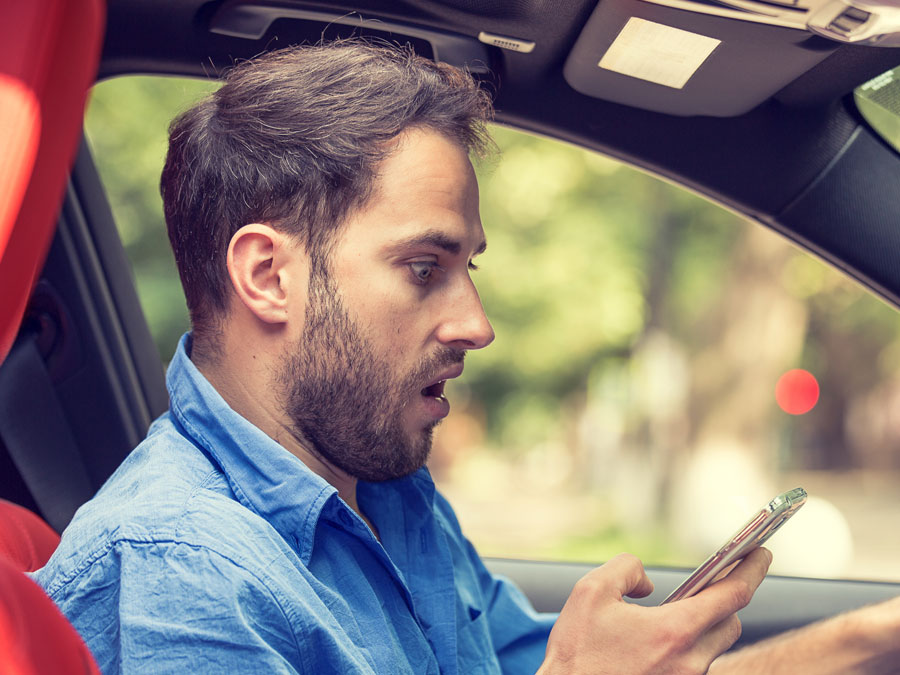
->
[86,76,219,359]
[85,76,900,481]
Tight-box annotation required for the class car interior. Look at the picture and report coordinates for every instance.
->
[4,0,900,665]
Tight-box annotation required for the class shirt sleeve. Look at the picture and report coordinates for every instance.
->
[52,539,304,674]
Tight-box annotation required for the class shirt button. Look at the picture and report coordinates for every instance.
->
[338,509,353,527]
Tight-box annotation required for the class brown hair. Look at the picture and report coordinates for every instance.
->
[160,41,493,352]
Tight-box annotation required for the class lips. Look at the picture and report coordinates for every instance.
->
[420,364,464,396]
[418,364,464,420]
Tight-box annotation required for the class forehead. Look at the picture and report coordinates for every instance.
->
[338,127,485,253]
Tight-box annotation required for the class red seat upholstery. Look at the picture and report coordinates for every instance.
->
[0,0,105,364]
[0,500,60,573]
[0,0,106,671]
[0,556,100,675]
[0,500,99,674]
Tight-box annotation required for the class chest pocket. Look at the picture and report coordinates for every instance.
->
[456,599,502,674]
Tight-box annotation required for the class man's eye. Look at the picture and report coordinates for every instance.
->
[409,261,439,285]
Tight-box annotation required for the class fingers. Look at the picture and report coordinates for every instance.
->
[541,551,766,674]
[574,554,655,603]
[606,553,656,599]
[681,547,772,627]
[693,613,744,666]
[654,548,769,669]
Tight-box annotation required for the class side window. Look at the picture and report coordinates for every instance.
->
[87,77,900,582]
[85,76,219,358]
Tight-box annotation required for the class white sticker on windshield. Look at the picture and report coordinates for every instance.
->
[599,18,720,89]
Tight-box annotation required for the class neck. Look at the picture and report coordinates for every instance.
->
[192,338,364,520]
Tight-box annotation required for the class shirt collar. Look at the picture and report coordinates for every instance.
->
[167,333,336,563]
[166,333,437,563]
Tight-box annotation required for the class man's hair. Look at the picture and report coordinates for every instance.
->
[160,41,493,352]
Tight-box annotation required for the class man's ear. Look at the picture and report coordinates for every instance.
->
[226,224,305,325]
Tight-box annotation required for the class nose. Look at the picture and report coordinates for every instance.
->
[435,280,495,350]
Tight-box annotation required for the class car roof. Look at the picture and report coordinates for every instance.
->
[101,0,900,305]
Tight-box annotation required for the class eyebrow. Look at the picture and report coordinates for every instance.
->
[391,230,487,257]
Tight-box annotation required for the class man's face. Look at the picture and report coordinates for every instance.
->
[280,128,494,482]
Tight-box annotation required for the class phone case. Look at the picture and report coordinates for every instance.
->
[661,487,807,604]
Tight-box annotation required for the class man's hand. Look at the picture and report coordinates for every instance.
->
[537,548,772,675]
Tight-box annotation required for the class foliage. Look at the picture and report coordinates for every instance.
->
[85,76,219,359]
[85,76,900,467]
[85,76,900,573]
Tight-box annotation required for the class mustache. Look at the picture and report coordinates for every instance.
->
[410,346,466,385]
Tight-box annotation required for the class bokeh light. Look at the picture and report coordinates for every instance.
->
[775,369,820,415]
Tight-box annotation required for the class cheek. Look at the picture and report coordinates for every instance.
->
[337,267,441,357]
[377,314,417,360]
[359,292,432,350]
[346,302,412,362]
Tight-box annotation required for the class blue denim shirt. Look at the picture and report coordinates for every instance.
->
[33,335,555,673]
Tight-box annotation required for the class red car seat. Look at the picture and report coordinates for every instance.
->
[0,556,101,675]
[0,0,105,672]
[0,500,59,574]
[0,501,100,675]
[0,0,104,363]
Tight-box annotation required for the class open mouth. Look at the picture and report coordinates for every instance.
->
[421,380,446,399]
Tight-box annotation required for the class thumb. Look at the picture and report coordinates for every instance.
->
[602,553,655,599]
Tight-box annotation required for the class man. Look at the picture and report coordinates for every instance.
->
[32,42,893,673]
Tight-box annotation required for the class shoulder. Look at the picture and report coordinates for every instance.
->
[36,484,315,670]
[49,536,310,674]
[35,413,300,600]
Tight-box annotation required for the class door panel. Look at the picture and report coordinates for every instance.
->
[487,557,900,646]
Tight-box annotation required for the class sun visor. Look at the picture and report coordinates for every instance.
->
[563,0,839,116]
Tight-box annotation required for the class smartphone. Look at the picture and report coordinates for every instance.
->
[660,487,807,604]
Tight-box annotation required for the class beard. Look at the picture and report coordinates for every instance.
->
[279,267,464,482]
